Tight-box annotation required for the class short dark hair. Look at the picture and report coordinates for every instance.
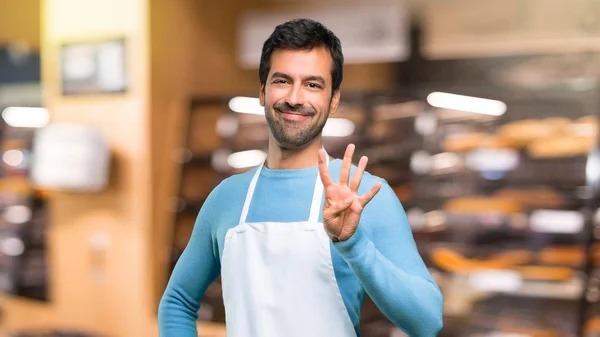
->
[259,18,344,93]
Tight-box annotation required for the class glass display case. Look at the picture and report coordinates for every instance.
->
[0,112,50,302]
[166,72,600,336]
[401,82,600,337]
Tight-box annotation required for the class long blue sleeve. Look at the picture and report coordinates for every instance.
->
[157,160,443,337]
[158,187,222,337]
[333,182,444,337]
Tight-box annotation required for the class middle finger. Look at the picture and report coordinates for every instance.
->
[350,155,368,192]
[339,144,354,186]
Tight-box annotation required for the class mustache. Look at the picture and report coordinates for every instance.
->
[273,102,316,115]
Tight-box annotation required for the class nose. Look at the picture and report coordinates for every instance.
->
[285,85,305,107]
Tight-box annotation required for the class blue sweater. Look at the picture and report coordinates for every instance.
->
[158,159,444,337]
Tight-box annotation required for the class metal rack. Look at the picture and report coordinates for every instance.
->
[407,81,600,337]
[164,75,600,335]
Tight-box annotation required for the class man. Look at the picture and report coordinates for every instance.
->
[158,19,443,337]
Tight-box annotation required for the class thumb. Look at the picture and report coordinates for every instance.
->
[324,197,353,219]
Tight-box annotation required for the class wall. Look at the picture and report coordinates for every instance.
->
[0,0,40,47]
[34,0,154,336]
[1,0,412,335]
[2,0,407,333]
[0,0,44,331]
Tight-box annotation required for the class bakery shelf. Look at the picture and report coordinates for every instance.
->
[411,154,589,190]
[440,270,584,302]
[183,153,213,166]
[177,199,206,215]
[502,276,583,300]
[165,68,600,335]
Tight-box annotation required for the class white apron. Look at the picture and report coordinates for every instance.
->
[221,155,357,337]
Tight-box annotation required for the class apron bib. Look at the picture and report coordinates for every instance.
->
[221,154,357,337]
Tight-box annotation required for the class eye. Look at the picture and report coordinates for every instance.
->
[307,83,322,89]
[272,79,288,84]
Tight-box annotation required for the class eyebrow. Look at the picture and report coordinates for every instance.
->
[271,72,327,86]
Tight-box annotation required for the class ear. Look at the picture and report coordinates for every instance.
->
[259,85,265,106]
[329,89,341,115]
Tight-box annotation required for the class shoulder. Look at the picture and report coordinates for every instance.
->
[359,171,394,205]
[204,166,258,206]
[195,167,257,231]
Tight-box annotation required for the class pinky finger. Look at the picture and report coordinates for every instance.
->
[358,182,382,207]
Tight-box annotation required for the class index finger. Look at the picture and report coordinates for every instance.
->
[318,148,333,187]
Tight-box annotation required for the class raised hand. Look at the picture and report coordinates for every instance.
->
[318,144,382,242]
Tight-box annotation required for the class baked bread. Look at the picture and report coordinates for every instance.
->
[498,328,560,337]
[497,119,558,148]
[442,132,489,152]
[494,188,565,209]
[515,265,574,281]
[430,248,532,273]
[527,135,594,158]
[538,246,583,266]
[443,196,523,214]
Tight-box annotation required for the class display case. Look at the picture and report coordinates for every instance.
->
[0,116,50,302]
[400,81,600,337]
[165,72,600,335]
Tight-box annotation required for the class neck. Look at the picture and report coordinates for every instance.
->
[265,135,324,170]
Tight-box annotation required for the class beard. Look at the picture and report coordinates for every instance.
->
[265,101,328,149]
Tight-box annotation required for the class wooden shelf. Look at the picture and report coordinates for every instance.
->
[2,293,226,337]
[196,322,227,337]
[1,293,54,332]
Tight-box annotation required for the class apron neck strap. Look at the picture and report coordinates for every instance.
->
[238,149,329,225]
[307,153,328,223]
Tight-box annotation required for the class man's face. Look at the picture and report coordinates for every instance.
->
[260,47,340,149]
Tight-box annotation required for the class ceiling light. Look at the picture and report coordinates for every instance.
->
[3,149,25,167]
[530,210,584,234]
[227,149,267,169]
[2,107,50,128]
[427,92,507,116]
[0,237,25,256]
[466,149,519,172]
[323,118,355,137]
[229,97,264,115]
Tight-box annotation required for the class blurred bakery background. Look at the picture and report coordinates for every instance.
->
[2,0,600,336]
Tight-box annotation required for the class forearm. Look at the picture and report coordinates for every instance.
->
[158,253,220,337]
[158,288,202,337]
[158,187,221,337]
[334,227,443,337]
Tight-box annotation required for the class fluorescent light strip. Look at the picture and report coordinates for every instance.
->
[427,92,507,116]
[530,210,584,234]
[3,149,25,167]
[1,107,50,128]
[227,149,267,169]
[323,118,355,137]
[229,97,263,115]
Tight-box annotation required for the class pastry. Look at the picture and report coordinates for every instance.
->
[539,246,583,266]
[442,132,489,152]
[443,196,523,214]
[515,265,573,281]
[527,135,594,158]
[497,119,557,148]
[494,188,565,209]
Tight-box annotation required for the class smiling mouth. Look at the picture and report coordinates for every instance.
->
[278,110,313,122]
[275,108,312,116]
[275,108,314,116]
[281,111,311,116]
